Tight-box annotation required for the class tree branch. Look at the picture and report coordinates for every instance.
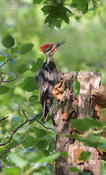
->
[32,118,54,131]
[0,116,9,122]
[0,59,9,68]
[1,76,16,83]
[0,131,28,158]
[0,110,54,148]
[0,72,16,83]
[0,111,28,146]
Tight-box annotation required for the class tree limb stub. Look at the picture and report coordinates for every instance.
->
[52,71,106,175]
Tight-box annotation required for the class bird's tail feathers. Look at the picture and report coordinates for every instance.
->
[43,100,55,126]
[43,100,49,121]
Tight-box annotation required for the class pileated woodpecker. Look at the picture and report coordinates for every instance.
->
[36,41,65,125]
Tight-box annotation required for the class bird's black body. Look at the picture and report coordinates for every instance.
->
[36,40,65,125]
[36,58,58,125]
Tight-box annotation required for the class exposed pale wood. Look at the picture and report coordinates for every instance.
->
[52,71,103,175]
[77,71,101,119]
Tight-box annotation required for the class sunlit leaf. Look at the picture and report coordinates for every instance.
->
[2,35,15,48]
[65,133,106,150]
[3,168,20,175]
[80,134,106,150]
[101,160,106,175]
[71,118,103,132]
[38,152,67,164]
[8,153,28,168]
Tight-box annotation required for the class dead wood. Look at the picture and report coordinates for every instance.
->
[92,85,106,109]
[52,71,104,175]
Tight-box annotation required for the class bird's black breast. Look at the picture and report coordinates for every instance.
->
[36,61,58,87]
[47,62,57,72]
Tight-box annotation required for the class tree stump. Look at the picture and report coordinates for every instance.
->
[52,71,106,175]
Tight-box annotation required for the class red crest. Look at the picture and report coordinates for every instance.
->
[40,44,54,52]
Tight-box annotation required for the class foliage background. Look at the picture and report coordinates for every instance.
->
[0,0,106,175]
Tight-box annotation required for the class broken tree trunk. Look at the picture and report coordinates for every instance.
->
[52,71,106,175]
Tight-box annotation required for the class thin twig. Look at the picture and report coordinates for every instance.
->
[0,112,28,146]
[29,112,54,131]
[22,109,29,120]
[33,118,54,131]
[1,77,16,83]
[0,111,54,148]
[0,111,42,146]
[29,112,42,122]
[0,131,28,158]
[0,59,8,68]
[0,116,9,122]
[0,110,29,158]
[0,73,5,84]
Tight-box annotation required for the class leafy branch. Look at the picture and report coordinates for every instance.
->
[0,58,9,68]
[33,0,102,28]
[0,110,54,157]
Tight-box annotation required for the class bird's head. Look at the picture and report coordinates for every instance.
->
[40,40,65,56]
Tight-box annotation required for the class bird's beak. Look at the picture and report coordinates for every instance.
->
[55,40,65,48]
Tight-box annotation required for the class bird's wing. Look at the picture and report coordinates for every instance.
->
[40,81,49,121]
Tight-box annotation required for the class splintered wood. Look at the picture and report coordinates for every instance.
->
[52,71,105,175]
[77,71,102,119]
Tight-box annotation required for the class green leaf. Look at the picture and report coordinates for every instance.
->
[33,0,42,4]
[3,168,20,175]
[20,43,34,54]
[101,160,106,175]
[17,64,28,73]
[80,134,106,150]
[79,151,91,161]
[65,134,106,150]
[24,76,36,92]
[22,135,36,147]
[71,118,103,132]
[31,58,43,72]
[0,86,10,94]
[63,15,69,24]
[34,128,47,137]
[38,152,67,164]
[64,134,80,140]
[2,35,15,48]
[8,153,28,168]
[67,166,80,172]
[71,0,88,14]
[41,5,71,28]
[41,6,50,15]
[45,15,61,28]
[29,95,38,105]
[10,46,19,53]
[36,140,48,150]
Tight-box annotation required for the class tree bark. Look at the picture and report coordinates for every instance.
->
[52,71,106,175]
